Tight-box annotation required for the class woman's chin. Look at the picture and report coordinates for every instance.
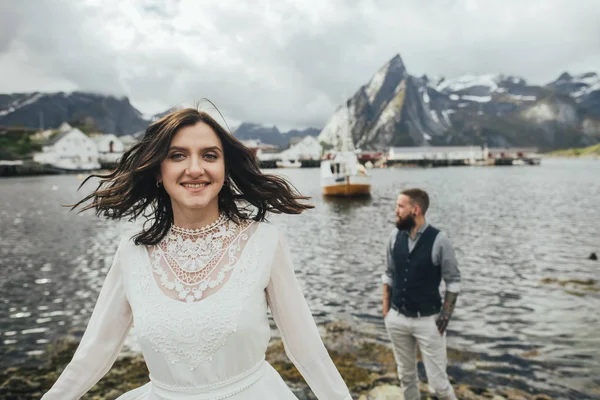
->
[181,197,218,211]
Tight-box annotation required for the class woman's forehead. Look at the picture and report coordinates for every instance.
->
[170,123,222,148]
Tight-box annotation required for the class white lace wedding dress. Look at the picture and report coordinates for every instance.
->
[41,216,352,400]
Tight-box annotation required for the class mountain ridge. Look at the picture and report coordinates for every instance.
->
[2,56,599,150]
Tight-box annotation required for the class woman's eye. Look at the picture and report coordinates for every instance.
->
[204,153,218,160]
[170,153,185,160]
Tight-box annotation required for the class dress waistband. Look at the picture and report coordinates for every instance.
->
[149,360,266,400]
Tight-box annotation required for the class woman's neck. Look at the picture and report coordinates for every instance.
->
[172,206,221,230]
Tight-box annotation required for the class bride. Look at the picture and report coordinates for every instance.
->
[41,107,352,400]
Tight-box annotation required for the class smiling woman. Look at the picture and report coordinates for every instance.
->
[159,123,227,225]
[72,107,313,245]
[40,107,353,400]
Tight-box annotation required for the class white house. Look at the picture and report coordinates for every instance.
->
[91,133,125,164]
[33,127,101,171]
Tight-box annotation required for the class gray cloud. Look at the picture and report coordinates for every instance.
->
[1,0,599,129]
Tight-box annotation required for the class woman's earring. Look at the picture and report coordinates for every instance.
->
[156,181,162,188]
[223,178,229,186]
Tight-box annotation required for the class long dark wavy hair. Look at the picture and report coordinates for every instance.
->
[72,107,314,245]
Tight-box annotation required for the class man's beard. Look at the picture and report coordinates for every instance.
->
[396,214,416,231]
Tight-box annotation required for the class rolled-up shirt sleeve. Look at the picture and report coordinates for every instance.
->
[433,231,461,293]
[381,229,396,286]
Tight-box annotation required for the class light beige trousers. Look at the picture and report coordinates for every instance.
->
[384,308,457,400]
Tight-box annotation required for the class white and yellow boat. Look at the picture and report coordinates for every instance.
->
[320,151,371,197]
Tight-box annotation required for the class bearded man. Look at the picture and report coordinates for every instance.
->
[381,188,461,400]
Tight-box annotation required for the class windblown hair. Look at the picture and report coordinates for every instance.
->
[72,107,313,245]
[400,188,430,215]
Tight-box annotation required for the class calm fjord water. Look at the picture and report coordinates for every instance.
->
[1,158,599,398]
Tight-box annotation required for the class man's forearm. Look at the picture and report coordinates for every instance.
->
[436,291,458,334]
[382,284,392,316]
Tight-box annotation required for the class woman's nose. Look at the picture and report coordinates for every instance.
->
[186,157,204,176]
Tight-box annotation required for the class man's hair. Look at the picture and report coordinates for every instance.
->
[400,188,430,215]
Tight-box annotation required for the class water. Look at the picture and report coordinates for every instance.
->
[1,158,599,398]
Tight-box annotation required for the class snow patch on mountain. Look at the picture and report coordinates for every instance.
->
[422,87,430,104]
[369,81,406,135]
[365,65,388,104]
[510,94,537,102]
[442,110,452,125]
[436,74,501,93]
[0,93,45,116]
[461,95,492,103]
[429,110,440,124]
[573,81,600,98]
[523,103,554,122]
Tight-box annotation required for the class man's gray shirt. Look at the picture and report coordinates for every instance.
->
[381,223,461,293]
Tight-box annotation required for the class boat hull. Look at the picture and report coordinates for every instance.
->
[321,175,371,197]
[322,183,371,197]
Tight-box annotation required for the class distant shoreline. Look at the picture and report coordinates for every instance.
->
[543,143,600,158]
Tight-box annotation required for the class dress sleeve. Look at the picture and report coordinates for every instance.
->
[266,230,352,400]
[41,239,133,400]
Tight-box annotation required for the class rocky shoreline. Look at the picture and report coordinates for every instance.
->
[1,321,556,400]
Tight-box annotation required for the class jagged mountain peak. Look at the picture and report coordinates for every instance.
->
[548,70,600,110]
[550,71,599,85]
[556,72,572,82]
[363,54,409,105]
[319,53,600,150]
[388,54,407,70]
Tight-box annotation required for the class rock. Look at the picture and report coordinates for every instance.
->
[371,373,399,386]
[531,395,552,400]
[459,388,484,400]
[502,388,532,400]
[359,384,405,400]
[3,320,554,400]
[0,376,41,392]
[589,252,598,260]
[325,320,354,333]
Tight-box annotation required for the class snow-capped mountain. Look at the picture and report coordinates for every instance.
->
[2,58,599,150]
[319,55,450,150]
[0,91,149,135]
[319,54,600,150]
[547,72,600,118]
[432,73,543,116]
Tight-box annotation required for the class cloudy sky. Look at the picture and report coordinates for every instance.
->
[1,0,599,129]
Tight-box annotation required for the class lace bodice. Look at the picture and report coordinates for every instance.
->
[149,215,253,303]
[40,220,352,400]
